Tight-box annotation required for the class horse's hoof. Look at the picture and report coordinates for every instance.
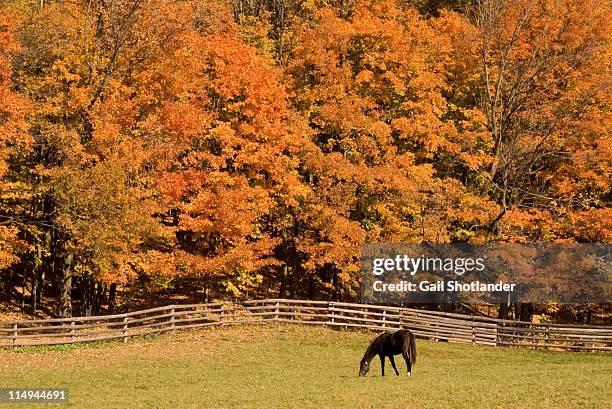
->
[408,372,412,377]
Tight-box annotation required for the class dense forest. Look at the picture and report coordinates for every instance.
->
[0,0,610,320]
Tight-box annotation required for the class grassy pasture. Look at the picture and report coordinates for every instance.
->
[0,324,610,409]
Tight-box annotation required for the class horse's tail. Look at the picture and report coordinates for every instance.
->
[409,330,417,365]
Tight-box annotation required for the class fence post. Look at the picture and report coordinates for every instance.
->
[274,301,280,322]
[382,309,386,329]
[544,325,550,350]
[12,324,17,348]
[471,317,476,345]
[399,309,404,329]
[170,308,176,333]
[495,322,501,347]
[70,320,76,342]
[122,316,129,343]
[329,302,334,326]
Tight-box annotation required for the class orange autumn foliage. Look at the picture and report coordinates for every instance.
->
[0,11,30,269]
[0,0,608,311]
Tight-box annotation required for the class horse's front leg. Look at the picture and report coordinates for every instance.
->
[379,354,385,376]
[389,355,399,376]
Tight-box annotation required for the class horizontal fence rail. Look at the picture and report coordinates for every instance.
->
[1,299,611,351]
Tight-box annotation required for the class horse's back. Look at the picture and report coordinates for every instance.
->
[394,329,413,342]
[378,330,416,355]
[393,330,415,348]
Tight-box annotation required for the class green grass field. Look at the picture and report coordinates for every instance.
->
[0,324,610,409]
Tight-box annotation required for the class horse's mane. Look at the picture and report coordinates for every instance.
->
[361,332,388,362]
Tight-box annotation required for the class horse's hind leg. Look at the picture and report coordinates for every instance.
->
[389,355,399,376]
[379,355,385,376]
[402,349,412,376]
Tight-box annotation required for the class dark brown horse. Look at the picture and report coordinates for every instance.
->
[359,329,417,377]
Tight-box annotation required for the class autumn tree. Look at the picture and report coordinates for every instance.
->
[463,0,611,319]
[144,2,312,299]
[8,0,190,316]
[468,0,611,242]
[277,0,499,297]
[0,9,31,300]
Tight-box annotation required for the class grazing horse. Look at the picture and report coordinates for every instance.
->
[359,329,417,377]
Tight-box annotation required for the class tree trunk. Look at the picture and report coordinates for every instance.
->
[513,303,521,320]
[586,309,592,324]
[4,269,13,302]
[30,270,39,314]
[498,303,509,320]
[331,269,339,301]
[108,283,117,314]
[519,303,530,322]
[92,283,103,316]
[88,278,95,316]
[307,274,315,299]
[30,244,43,314]
[20,269,27,309]
[38,229,54,305]
[58,253,73,318]
[278,264,287,298]
[80,275,89,317]
[37,267,45,306]
[289,266,298,298]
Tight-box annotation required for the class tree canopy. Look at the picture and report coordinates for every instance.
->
[0,0,609,317]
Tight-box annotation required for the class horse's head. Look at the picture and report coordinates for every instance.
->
[359,358,370,376]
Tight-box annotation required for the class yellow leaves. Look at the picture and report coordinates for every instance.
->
[237,13,275,58]
[50,59,80,84]
[223,270,264,297]
[0,225,23,269]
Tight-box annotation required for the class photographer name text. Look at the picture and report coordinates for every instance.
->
[372,280,516,293]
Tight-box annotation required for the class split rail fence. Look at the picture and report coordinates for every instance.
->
[1,299,611,351]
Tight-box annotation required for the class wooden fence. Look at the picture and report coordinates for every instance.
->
[1,299,611,351]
